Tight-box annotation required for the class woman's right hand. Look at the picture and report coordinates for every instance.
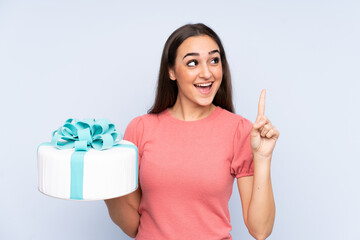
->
[104,184,142,238]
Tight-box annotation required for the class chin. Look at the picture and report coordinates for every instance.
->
[196,99,215,107]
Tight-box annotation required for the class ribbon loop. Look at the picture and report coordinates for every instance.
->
[92,134,114,150]
[78,128,92,143]
[74,141,88,151]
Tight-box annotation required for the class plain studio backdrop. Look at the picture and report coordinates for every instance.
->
[0,0,359,239]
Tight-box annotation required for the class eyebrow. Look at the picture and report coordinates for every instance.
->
[182,49,220,60]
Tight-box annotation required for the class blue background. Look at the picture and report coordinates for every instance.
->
[0,0,359,239]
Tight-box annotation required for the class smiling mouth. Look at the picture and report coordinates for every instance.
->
[194,82,213,88]
[194,82,213,94]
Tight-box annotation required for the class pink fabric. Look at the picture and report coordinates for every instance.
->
[123,106,254,240]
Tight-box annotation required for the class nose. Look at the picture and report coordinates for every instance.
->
[199,63,212,79]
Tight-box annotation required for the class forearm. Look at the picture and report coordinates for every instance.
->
[104,196,140,238]
[247,155,275,240]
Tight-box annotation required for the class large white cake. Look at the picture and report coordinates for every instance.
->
[37,119,138,201]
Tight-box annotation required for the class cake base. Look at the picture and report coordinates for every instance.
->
[37,140,138,201]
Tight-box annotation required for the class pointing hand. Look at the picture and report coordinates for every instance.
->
[250,89,280,159]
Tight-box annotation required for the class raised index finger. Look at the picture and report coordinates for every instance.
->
[257,89,266,119]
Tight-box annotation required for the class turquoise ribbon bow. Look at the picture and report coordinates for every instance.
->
[51,118,122,200]
[51,118,121,152]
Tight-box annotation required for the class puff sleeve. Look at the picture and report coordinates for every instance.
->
[230,117,254,178]
[123,116,144,167]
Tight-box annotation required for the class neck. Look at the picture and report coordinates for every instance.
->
[168,97,216,121]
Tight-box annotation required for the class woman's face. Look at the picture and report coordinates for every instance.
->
[169,35,222,109]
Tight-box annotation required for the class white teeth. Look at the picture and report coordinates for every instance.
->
[194,82,212,87]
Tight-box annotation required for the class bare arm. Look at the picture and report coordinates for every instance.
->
[238,89,278,239]
[104,185,142,238]
[238,156,275,240]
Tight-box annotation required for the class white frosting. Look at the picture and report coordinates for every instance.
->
[38,140,138,201]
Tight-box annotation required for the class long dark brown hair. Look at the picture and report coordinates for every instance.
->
[148,23,234,114]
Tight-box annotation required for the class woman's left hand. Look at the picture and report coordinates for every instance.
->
[250,89,280,159]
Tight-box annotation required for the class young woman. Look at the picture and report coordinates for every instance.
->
[105,23,279,240]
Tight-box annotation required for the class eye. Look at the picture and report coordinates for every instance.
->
[187,60,198,67]
[211,57,220,64]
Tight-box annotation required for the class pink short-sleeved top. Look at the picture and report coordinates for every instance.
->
[123,106,254,240]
